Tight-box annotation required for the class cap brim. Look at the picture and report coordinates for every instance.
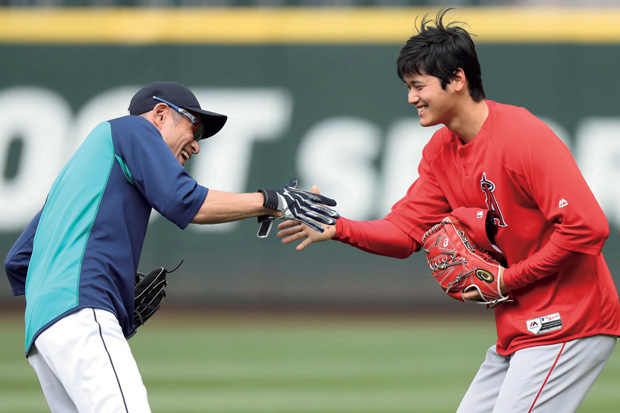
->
[187,107,227,139]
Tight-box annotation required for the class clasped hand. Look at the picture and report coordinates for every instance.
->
[257,179,339,238]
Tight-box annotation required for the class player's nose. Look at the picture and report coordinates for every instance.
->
[408,89,419,104]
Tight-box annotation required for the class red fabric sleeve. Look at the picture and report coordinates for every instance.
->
[517,116,609,255]
[385,152,451,243]
[502,240,576,291]
[333,217,419,259]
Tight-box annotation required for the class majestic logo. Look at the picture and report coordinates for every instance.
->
[475,269,495,283]
[559,198,568,208]
[480,173,507,227]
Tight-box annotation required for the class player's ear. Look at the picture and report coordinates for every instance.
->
[452,68,467,92]
[152,103,168,127]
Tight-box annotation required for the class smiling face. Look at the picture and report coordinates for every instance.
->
[160,108,200,166]
[403,71,460,128]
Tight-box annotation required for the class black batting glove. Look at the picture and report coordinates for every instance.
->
[256,178,340,238]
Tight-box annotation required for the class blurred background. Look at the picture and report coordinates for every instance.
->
[1,1,619,412]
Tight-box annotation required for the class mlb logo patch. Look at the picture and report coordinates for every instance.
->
[477,211,484,219]
[526,312,563,335]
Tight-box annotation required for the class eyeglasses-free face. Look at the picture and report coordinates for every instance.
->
[153,96,204,141]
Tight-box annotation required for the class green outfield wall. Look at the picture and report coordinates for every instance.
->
[1,8,619,307]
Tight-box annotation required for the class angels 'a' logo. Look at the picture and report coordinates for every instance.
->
[480,173,507,227]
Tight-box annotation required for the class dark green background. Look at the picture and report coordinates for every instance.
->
[1,43,618,308]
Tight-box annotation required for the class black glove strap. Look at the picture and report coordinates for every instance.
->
[168,260,184,273]
[258,188,279,210]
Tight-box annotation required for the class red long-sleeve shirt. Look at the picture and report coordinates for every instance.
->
[334,100,620,355]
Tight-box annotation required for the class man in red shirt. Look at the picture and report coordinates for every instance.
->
[278,9,620,412]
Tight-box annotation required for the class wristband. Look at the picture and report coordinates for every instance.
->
[258,188,279,210]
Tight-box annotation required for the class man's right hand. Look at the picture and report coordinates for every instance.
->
[276,185,338,250]
[256,179,339,238]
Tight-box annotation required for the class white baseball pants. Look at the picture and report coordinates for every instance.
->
[28,308,151,413]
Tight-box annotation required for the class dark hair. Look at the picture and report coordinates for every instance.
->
[397,8,485,102]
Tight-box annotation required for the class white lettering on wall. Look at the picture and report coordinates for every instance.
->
[297,117,381,220]
[190,89,293,232]
[379,120,440,216]
[0,86,619,232]
[575,118,620,224]
[72,86,138,153]
[0,87,71,230]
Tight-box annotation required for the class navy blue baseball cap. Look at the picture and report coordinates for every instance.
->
[128,81,227,139]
